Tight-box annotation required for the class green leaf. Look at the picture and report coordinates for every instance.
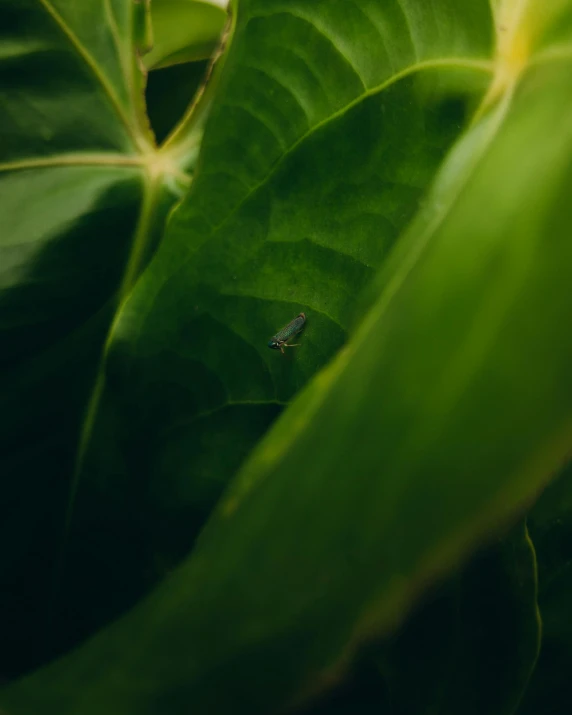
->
[295,664,391,715]
[0,0,200,678]
[133,0,153,55]
[378,520,540,715]
[146,60,209,144]
[517,462,572,715]
[3,0,572,713]
[45,0,493,671]
[143,0,227,70]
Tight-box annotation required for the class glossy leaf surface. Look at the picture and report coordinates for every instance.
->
[143,0,227,69]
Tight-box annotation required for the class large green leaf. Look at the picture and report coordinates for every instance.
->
[4,0,572,713]
[51,0,493,667]
[143,0,227,70]
[378,520,540,715]
[0,0,208,678]
[517,462,572,715]
[299,520,540,715]
[3,2,572,714]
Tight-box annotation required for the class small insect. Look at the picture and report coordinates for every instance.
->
[268,312,306,354]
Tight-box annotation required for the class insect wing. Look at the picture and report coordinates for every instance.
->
[273,313,306,343]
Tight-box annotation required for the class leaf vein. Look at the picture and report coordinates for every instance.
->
[347,88,516,375]
[103,0,129,90]
[217,289,343,330]
[351,1,397,73]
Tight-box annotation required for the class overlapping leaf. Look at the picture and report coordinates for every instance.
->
[0,0,206,678]
[297,520,540,715]
[378,520,539,715]
[518,462,572,715]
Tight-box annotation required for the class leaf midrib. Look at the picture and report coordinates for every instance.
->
[99,56,497,480]
[171,57,494,262]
